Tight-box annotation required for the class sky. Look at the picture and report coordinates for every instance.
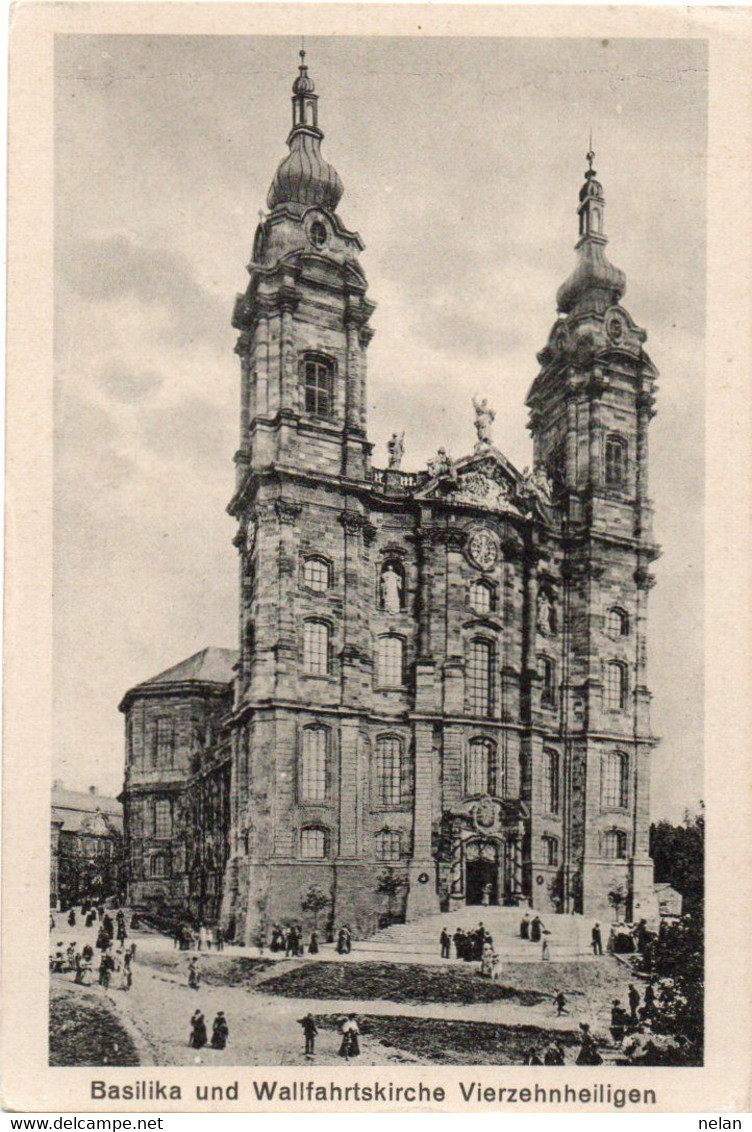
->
[54,36,706,821]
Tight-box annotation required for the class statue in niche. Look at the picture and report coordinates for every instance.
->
[380,562,403,614]
[472,396,496,449]
[537,590,556,635]
[387,431,405,470]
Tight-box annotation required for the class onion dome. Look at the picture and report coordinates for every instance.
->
[556,150,626,315]
[267,50,344,212]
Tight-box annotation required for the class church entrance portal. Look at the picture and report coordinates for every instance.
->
[465,857,498,905]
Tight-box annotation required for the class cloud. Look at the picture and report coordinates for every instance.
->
[139,393,234,470]
[57,233,228,345]
[94,359,165,403]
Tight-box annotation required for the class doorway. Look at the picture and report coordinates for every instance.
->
[465,857,498,906]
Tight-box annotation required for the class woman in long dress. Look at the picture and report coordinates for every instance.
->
[480,941,495,978]
[308,930,319,955]
[211,1012,229,1050]
[338,1014,361,1059]
[189,1011,208,1049]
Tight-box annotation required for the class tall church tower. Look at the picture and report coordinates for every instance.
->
[526,151,660,918]
[231,50,375,485]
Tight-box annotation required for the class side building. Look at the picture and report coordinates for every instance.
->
[119,648,236,925]
[51,782,123,910]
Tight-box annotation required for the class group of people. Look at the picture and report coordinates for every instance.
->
[174,922,225,952]
[445,922,498,966]
[268,924,320,956]
[189,1009,229,1050]
[519,912,552,958]
[523,1022,602,1065]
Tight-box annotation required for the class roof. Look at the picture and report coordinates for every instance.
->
[51,786,123,836]
[124,647,238,703]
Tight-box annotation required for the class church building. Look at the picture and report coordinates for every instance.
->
[121,53,660,940]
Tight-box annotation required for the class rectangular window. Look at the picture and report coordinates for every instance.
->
[375,737,403,807]
[303,620,330,675]
[537,656,556,708]
[543,837,559,867]
[606,663,627,710]
[152,717,175,768]
[375,831,401,861]
[378,636,404,687]
[466,739,497,796]
[303,358,333,418]
[602,752,629,809]
[467,640,494,717]
[300,828,327,859]
[301,728,328,802]
[154,799,172,839]
[545,749,560,814]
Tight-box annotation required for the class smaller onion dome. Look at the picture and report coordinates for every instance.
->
[267,51,344,213]
[556,150,626,315]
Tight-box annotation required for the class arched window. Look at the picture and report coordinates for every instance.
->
[378,635,405,687]
[606,661,628,710]
[603,829,628,860]
[300,827,328,859]
[375,830,402,861]
[467,639,494,717]
[303,619,331,675]
[537,655,556,708]
[605,434,628,489]
[606,607,630,639]
[302,556,331,593]
[302,354,334,418]
[300,726,329,802]
[374,735,405,807]
[465,737,499,796]
[542,835,559,867]
[544,749,560,814]
[154,798,172,839]
[602,750,629,809]
[379,560,405,612]
[150,852,169,879]
[469,579,494,615]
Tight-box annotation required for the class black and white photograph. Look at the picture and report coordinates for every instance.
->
[44,30,711,1075]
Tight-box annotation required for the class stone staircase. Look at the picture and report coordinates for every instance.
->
[349,905,594,965]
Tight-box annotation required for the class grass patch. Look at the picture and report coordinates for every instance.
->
[138,952,273,987]
[50,985,140,1067]
[257,962,550,1006]
[318,1014,581,1065]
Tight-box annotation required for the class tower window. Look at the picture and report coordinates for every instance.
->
[607,607,630,639]
[606,661,629,711]
[542,835,559,867]
[602,751,629,810]
[605,435,628,489]
[374,735,405,807]
[544,748,560,814]
[537,655,556,709]
[151,717,174,768]
[154,799,172,839]
[603,829,628,860]
[300,827,328,859]
[303,619,331,675]
[466,737,499,797]
[303,556,331,593]
[302,355,334,419]
[375,830,402,861]
[469,579,494,615]
[378,635,405,688]
[300,726,329,802]
[309,221,327,249]
[467,639,494,718]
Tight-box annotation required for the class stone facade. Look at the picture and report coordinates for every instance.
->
[51,782,123,909]
[121,63,660,940]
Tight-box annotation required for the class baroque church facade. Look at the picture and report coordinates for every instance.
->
[121,54,660,940]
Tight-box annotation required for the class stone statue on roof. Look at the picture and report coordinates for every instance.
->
[472,396,496,449]
[387,431,405,470]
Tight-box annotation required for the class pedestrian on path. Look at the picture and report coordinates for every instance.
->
[211,1012,229,1050]
[188,957,200,989]
[530,915,545,943]
[591,922,603,956]
[440,928,451,959]
[628,984,641,1022]
[523,1048,543,1065]
[544,1041,566,1065]
[575,1022,602,1065]
[298,1013,318,1057]
[308,930,319,955]
[541,933,551,961]
[338,1014,360,1059]
[520,912,531,939]
[189,1010,207,1049]
[553,991,569,1016]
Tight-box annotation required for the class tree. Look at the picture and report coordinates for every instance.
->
[649,804,704,915]
[376,868,407,925]
[300,884,330,931]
